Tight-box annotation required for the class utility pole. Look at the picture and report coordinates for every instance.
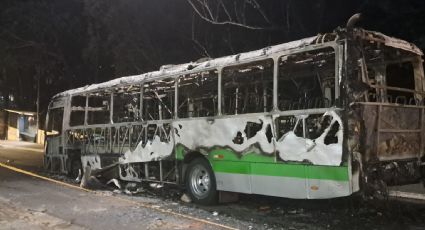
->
[36,72,40,143]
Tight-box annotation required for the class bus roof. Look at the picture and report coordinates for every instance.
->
[54,28,423,99]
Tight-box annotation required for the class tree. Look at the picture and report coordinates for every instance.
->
[0,0,87,111]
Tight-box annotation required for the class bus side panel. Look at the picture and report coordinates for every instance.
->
[120,122,175,164]
[306,165,351,199]
[173,115,275,193]
[211,159,350,199]
[250,163,307,198]
[212,161,252,194]
[173,115,275,160]
[174,112,353,199]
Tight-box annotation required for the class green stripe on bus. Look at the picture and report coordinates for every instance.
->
[211,161,349,181]
[209,148,275,163]
[177,146,348,181]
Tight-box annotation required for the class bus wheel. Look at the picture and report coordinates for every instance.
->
[185,158,217,205]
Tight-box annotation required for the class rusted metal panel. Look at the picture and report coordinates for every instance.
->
[360,104,422,161]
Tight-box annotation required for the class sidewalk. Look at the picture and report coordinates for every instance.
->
[389,183,425,202]
[0,140,44,171]
[0,140,44,151]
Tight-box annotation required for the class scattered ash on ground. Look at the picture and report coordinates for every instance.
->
[130,184,425,230]
[38,170,425,230]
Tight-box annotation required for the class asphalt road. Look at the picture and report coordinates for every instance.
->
[0,141,233,230]
[2,165,234,229]
[1,140,425,230]
[0,140,44,171]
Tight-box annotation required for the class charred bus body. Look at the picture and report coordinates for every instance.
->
[44,27,425,204]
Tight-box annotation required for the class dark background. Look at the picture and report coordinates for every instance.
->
[1,0,424,114]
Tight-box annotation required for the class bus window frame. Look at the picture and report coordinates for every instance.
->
[69,94,87,127]
[176,70,219,119]
[142,77,176,121]
[86,91,112,125]
[220,58,275,115]
[46,106,64,137]
[276,45,340,112]
[63,41,342,129]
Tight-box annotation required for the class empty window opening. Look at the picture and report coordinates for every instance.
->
[274,116,298,140]
[306,114,332,139]
[46,108,64,135]
[293,118,304,138]
[363,43,419,104]
[244,120,263,139]
[324,122,339,145]
[87,92,111,125]
[146,124,158,144]
[159,123,172,143]
[222,59,274,115]
[143,78,175,120]
[130,125,145,151]
[178,70,218,118]
[278,47,336,111]
[386,62,415,102]
[70,95,86,126]
[265,124,273,143]
[113,85,141,123]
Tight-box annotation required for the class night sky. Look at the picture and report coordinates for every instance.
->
[1,0,425,114]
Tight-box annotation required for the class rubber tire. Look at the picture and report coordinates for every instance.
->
[185,158,218,205]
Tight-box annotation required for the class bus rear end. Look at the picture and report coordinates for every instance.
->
[347,29,425,193]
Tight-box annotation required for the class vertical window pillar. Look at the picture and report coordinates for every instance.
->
[174,78,179,118]
[110,92,114,124]
[336,44,343,101]
[84,94,88,126]
[273,57,278,111]
[217,68,222,116]
[139,85,144,121]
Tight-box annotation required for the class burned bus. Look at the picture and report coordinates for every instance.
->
[44,26,425,204]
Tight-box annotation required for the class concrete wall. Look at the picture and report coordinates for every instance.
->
[37,129,45,145]
[7,113,19,141]
[0,110,6,139]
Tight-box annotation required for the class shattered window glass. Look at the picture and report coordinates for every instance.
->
[143,78,175,120]
[222,59,274,115]
[178,70,218,118]
[278,47,336,111]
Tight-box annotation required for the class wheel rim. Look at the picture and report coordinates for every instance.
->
[189,164,210,199]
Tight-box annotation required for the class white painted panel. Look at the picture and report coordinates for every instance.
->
[251,175,307,199]
[215,173,252,193]
[307,179,351,199]
[215,172,352,199]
